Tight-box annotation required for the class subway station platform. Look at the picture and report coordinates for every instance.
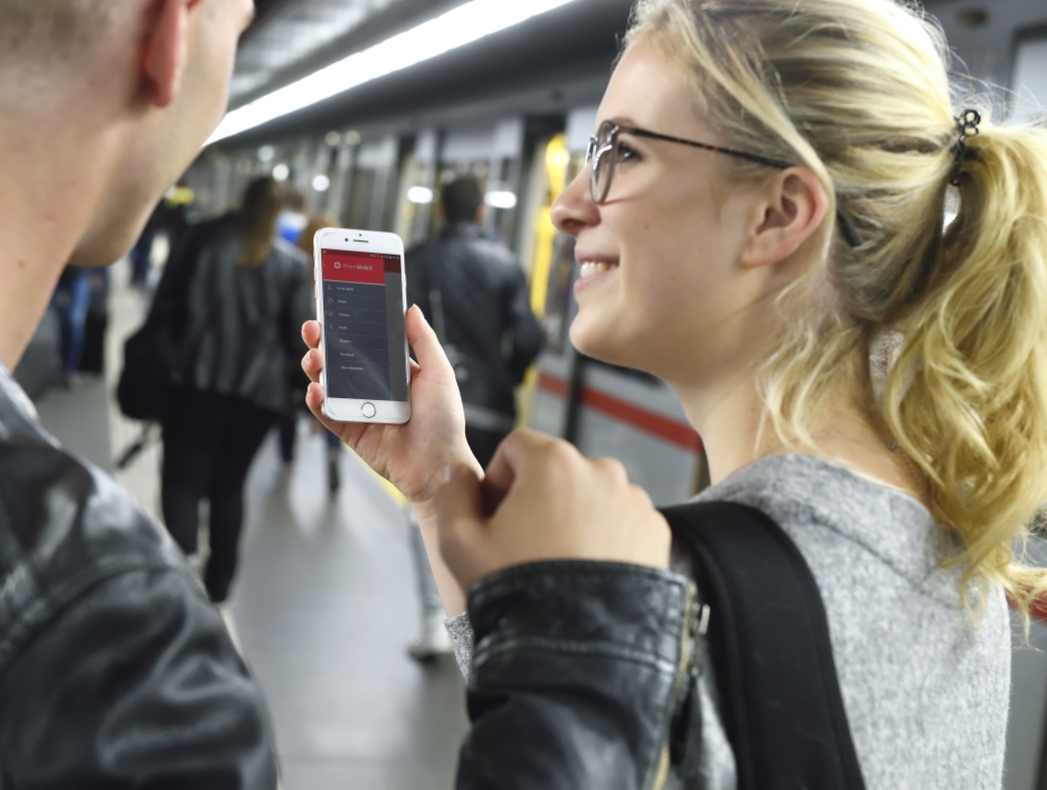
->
[25,261,1047,790]
[31,263,467,790]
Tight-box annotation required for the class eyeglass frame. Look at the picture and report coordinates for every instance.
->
[584,121,864,248]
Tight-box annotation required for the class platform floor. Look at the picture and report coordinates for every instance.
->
[37,262,469,790]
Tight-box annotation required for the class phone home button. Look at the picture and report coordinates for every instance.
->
[361,402,377,419]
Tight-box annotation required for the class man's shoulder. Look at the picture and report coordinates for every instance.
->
[408,234,518,272]
[0,370,187,678]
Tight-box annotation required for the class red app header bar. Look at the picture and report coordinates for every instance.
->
[322,250,401,284]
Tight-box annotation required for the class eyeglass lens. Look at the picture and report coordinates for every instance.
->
[589,122,616,205]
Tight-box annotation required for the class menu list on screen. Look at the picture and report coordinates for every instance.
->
[321,249,408,402]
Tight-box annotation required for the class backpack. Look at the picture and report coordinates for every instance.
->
[659,500,867,790]
[116,228,203,423]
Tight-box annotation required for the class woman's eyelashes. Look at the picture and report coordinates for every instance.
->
[616,141,642,164]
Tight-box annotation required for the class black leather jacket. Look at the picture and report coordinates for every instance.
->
[0,363,277,788]
[406,223,542,426]
[456,561,699,790]
[150,215,313,414]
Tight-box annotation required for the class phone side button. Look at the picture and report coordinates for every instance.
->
[361,402,377,418]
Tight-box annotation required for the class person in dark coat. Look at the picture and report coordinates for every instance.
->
[152,176,312,603]
[405,176,542,468]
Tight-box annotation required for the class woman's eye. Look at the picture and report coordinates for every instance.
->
[617,143,641,163]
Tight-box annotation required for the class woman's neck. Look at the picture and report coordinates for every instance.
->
[672,372,928,505]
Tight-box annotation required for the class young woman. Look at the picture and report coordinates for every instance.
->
[302,0,1047,785]
[156,176,312,603]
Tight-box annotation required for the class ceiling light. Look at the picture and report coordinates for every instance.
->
[272,163,290,182]
[208,0,578,145]
[312,174,331,192]
[486,190,518,209]
[408,186,435,204]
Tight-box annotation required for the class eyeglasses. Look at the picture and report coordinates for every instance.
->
[585,120,864,247]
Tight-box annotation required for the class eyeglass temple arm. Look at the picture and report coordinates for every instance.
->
[603,125,865,248]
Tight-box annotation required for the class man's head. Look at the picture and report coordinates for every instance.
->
[442,177,486,225]
[0,0,254,267]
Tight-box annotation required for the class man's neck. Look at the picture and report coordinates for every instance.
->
[0,105,113,370]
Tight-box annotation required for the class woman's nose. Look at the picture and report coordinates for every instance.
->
[551,170,599,237]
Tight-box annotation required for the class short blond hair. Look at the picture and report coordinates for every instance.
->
[627,0,1047,616]
[0,0,114,69]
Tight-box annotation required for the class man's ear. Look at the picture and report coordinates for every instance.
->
[739,168,829,270]
[142,0,199,108]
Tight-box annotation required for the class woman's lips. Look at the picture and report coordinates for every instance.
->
[575,259,619,294]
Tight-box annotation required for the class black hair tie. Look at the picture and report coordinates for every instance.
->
[950,109,981,186]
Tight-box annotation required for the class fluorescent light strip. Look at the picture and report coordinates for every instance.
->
[209,0,578,144]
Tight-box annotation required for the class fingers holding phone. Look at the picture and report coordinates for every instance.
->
[435,429,672,592]
[301,294,479,512]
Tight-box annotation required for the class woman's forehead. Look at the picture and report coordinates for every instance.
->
[598,40,706,137]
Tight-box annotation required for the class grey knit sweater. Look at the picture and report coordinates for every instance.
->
[446,453,1010,789]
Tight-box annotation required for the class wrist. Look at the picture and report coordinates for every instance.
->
[411,442,483,519]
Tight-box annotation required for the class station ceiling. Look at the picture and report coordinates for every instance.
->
[222,0,1047,147]
[233,0,426,106]
[222,0,633,147]
[925,0,1047,88]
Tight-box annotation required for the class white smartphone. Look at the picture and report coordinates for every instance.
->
[314,228,411,424]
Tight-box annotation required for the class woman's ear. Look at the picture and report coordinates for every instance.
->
[739,168,830,270]
[141,0,200,108]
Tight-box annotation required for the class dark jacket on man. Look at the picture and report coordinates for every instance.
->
[150,214,313,415]
[406,221,542,434]
[0,362,277,787]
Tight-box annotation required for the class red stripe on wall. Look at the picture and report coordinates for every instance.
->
[538,372,702,453]
[1028,597,1047,625]
[538,371,570,398]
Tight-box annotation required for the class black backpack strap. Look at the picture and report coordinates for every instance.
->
[660,501,866,790]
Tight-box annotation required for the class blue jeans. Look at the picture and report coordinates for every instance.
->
[51,271,92,374]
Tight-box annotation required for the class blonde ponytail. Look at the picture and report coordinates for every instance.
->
[884,125,1047,613]
[628,0,1047,614]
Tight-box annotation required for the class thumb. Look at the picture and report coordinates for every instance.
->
[406,304,453,378]
[434,464,489,589]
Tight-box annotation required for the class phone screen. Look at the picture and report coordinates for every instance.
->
[321,249,409,402]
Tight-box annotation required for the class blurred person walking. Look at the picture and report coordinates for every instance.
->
[153,176,312,604]
[277,213,346,496]
[49,265,92,386]
[403,176,541,659]
[0,0,277,785]
[127,186,194,289]
[406,176,542,467]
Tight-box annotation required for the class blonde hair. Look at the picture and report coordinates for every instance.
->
[627,0,1047,615]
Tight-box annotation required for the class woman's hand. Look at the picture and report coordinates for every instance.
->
[301,305,480,518]
[434,429,672,592]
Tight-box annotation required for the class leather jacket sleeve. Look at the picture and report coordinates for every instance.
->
[456,561,698,790]
[0,566,278,789]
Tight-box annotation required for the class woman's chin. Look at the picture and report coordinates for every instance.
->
[569,318,632,368]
